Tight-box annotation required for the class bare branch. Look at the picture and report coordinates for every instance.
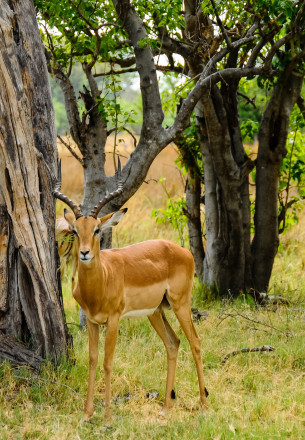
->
[237,91,257,108]
[217,307,292,337]
[123,127,137,148]
[264,31,294,70]
[94,67,138,76]
[153,12,194,59]
[164,64,272,144]
[210,0,232,49]
[98,22,123,29]
[57,136,83,165]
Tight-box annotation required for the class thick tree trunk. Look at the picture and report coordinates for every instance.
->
[184,4,253,295]
[251,72,304,290]
[0,0,71,362]
[196,86,252,295]
[185,174,205,282]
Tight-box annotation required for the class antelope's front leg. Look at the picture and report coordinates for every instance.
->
[84,320,99,421]
[103,313,120,421]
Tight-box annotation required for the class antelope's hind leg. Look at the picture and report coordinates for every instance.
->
[148,308,180,412]
[173,305,208,411]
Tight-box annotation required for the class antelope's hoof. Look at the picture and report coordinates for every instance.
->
[104,408,113,423]
[159,406,171,417]
[200,401,208,415]
[83,412,93,422]
[83,405,94,422]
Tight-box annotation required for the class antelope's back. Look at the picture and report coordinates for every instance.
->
[105,239,194,288]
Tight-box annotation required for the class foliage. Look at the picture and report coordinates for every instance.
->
[35,0,140,138]
[238,79,268,140]
[175,116,203,177]
[151,178,187,247]
[97,75,137,128]
[240,119,260,144]
[35,0,127,67]
[278,108,305,233]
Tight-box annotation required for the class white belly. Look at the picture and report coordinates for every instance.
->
[121,307,158,319]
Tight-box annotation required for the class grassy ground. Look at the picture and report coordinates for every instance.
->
[1,141,305,439]
[1,288,304,439]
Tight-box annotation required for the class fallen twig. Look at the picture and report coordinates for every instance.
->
[222,345,276,364]
[217,307,292,338]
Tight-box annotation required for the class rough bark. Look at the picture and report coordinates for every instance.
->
[197,89,250,294]
[0,0,71,361]
[252,72,304,290]
[185,174,205,282]
[181,1,255,295]
[0,331,43,372]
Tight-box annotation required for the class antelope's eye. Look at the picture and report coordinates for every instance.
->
[72,229,78,236]
[94,228,100,236]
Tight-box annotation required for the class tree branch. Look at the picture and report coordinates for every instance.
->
[112,0,164,140]
[57,136,83,165]
[94,64,184,77]
[164,64,272,143]
[210,0,232,49]
[237,91,257,108]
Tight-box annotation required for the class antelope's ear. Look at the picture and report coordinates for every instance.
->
[99,208,127,230]
[64,209,75,227]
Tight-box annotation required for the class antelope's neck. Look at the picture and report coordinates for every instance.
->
[78,252,105,294]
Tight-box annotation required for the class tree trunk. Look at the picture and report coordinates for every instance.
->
[251,72,304,290]
[185,174,205,282]
[195,85,253,296]
[0,0,71,363]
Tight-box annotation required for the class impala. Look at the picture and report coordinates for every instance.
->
[54,159,208,421]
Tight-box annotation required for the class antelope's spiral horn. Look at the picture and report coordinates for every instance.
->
[53,160,83,219]
[90,156,124,219]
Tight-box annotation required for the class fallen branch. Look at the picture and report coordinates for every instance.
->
[248,288,290,306]
[222,345,275,364]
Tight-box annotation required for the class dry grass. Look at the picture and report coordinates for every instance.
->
[1,300,304,439]
[1,139,305,439]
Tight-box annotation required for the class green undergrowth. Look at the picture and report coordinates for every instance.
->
[1,277,304,439]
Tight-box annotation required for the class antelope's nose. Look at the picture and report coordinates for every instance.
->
[80,250,90,258]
